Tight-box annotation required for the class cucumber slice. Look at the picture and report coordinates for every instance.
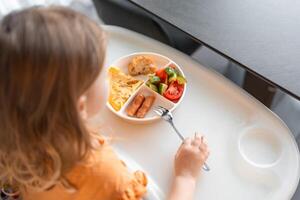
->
[165,66,176,76]
[158,83,168,95]
[149,75,161,84]
[177,76,187,84]
[148,83,158,92]
[168,73,177,83]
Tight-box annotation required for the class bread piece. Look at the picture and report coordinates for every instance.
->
[128,56,157,76]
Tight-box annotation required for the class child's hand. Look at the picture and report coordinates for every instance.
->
[168,134,209,200]
[174,133,209,180]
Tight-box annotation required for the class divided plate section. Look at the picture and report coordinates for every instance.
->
[145,60,187,105]
[119,85,175,122]
[110,52,171,83]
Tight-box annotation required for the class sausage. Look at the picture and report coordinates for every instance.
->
[136,95,156,118]
[126,94,145,117]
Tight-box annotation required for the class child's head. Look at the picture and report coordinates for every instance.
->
[0,6,105,190]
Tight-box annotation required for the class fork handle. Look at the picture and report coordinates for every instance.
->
[168,121,210,172]
[169,121,185,141]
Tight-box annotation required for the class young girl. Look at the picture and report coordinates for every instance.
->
[0,6,209,200]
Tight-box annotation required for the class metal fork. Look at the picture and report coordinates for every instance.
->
[154,105,210,171]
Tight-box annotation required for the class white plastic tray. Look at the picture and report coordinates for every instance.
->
[91,25,300,200]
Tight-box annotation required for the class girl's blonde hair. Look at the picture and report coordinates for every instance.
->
[0,6,105,191]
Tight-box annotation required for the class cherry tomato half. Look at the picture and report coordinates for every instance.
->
[163,81,184,101]
[156,68,168,83]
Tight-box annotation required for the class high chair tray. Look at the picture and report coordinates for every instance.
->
[92,25,299,200]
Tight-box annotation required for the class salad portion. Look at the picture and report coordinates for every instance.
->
[146,64,186,103]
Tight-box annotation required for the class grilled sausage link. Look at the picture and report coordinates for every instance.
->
[126,94,145,117]
[136,95,156,118]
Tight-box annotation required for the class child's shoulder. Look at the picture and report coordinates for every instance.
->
[65,137,147,199]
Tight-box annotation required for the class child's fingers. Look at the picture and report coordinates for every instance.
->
[199,142,208,153]
[183,137,192,145]
[202,136,208,145]
[206,150,210,157]
[197,135,208,152]
[203,149,210,160]
[176,137,191,158]
[191,132,202,146]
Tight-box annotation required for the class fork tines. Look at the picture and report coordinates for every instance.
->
[154,108,163,116]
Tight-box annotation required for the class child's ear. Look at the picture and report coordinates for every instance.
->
[78,95,88,120]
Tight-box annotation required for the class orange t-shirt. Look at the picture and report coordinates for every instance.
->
[22,140,147,200]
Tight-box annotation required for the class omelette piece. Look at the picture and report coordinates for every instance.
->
[108,67,143,111]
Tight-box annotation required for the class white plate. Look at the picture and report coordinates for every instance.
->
[105,52,186,124]
[91,25,300,200]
